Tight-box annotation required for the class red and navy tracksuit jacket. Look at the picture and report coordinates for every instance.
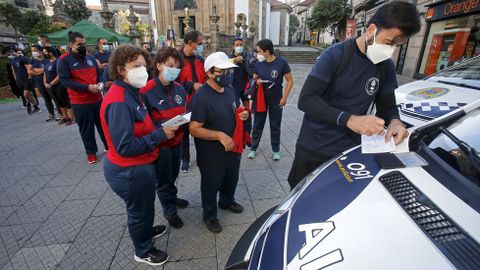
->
[177,51,206,106]
[57,52,102,104]
[140,78,187,148]
[100,80,167,167]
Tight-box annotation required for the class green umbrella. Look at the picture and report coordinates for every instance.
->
[29,20,130,45]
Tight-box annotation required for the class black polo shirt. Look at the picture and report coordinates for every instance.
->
[190,83,240,172]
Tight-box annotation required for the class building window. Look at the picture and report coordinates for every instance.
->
[174,0,197,10]
[420,15,480,76]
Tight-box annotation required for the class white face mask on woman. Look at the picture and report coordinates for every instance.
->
[125,66,149,88]
[365,29,396,64]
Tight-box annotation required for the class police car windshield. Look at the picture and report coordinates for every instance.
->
[428,58,480,90]
[429,109,480,183]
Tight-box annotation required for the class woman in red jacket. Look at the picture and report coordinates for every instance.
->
[141,47,189,229]
[100,45,177,266]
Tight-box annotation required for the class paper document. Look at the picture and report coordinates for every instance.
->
[162,112,191,127]
[361,134,396,154]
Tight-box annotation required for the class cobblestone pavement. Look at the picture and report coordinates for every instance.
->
[0,64,311,270]
[0,63,414,270]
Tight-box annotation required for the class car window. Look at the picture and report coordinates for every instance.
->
[428,58,480,89]
[429,109,480,183]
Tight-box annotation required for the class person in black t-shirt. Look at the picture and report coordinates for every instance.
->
[287,2,421,189]
[247,39,293,161]
[189,52,249,233]
[229,37,255,134]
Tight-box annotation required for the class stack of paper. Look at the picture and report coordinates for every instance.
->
[162,112,192,127]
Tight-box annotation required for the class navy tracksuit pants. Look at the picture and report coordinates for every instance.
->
[200,157,241,221]
[250,99,283,152]
[72,101,107,155]
[181,128,191,161]
[155,144,181,216]
[104,158,155,257]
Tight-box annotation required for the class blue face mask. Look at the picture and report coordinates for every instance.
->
[196,44,204,55]
[7,55,16,60]
[234,46,244,54]
[162,66,181,82]
[102,45,110,51]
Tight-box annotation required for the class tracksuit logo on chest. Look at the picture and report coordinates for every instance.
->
[365,77,379,96]
[271,69,279,79]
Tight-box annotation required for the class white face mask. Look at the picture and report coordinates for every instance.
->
[125,66,149,88]
[32,51,40,58]
[257,54,266,62]
[38,41,42,46]
[365,29,395,64]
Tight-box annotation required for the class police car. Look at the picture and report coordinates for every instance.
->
[396,56,480,127]
[226,100,480,270]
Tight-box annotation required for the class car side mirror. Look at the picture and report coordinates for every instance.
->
[413,73,426,80]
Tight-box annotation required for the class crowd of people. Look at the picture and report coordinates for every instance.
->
[3,1,421,266]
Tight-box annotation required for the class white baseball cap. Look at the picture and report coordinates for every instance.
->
[204,51,237,72]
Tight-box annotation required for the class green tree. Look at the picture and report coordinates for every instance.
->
[64,0,92,23]
[0,0,23,45]
[307,0,352,41]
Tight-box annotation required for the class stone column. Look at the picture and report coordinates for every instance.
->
[127,5,141,47]
[209,5,220,53]
[100,2,115,31]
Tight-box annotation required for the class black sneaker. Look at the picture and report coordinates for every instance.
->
[165,214,184,229]
[27,104,32,115]
[175,198,189,208]
[219,201,244,214]
[134,248,168,266]
[31,107,41,115]
[45,114,55,122]
[204,219,222,233]
[152,225,167,239]
[181,159,191,173]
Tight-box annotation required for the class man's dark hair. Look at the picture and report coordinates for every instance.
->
[367,1,421,37]
[257,39,274,55]
[153,47,182,77]
[38,34,49,41]
[43,46,55,56]
[233,37,243,44]
[32,44,43,51]
[68,31,84,43]
[184,30,202,44]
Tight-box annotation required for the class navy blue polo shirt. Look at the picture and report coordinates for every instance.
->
[9,56,29,84]
[29,58,45,86]
[190,83,240,172]
[253,56,291,103]
[43,59,58,84]
[297,40,397,157]
[94,51,111,75]
[229,53,251,101]
[93,51,111,65]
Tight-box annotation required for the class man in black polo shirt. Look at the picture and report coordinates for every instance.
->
[287,1,421,189]
[189,52,249,233]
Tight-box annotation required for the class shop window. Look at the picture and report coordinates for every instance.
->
[420,15,480,76]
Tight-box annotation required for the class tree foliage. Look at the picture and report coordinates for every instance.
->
[64,0,92,23]
[307,0,352,38]
[0,1,66,44]
[289,14,300,37]
[0,0,23,44]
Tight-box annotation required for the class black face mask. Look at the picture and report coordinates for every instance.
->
[76,45,86,57]
[214,73,231,87]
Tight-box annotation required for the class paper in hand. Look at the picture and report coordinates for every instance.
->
[361,133,396,154]
[162,112,192,127]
